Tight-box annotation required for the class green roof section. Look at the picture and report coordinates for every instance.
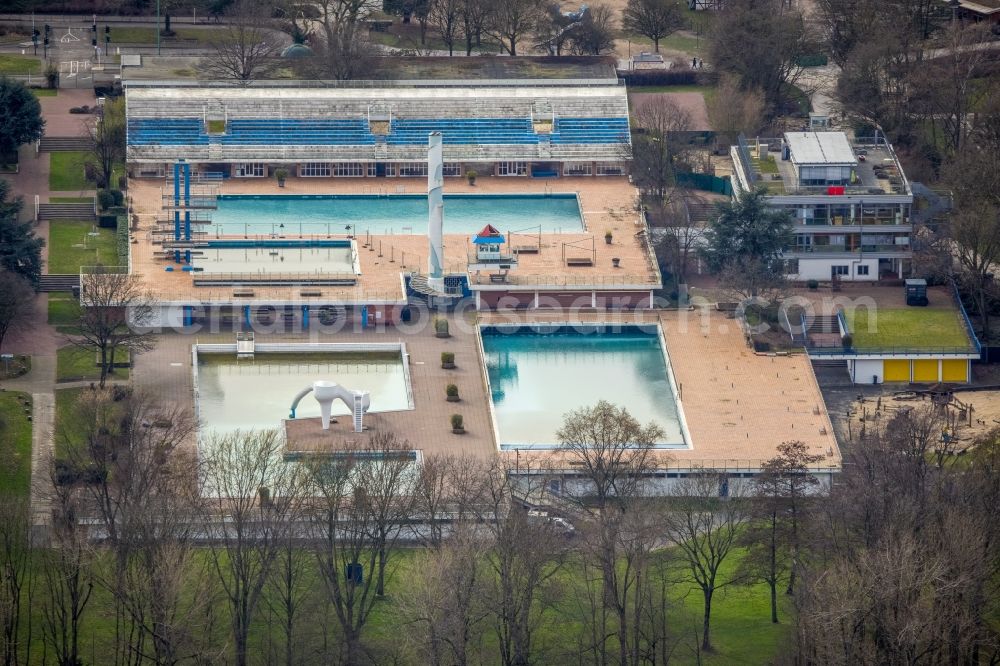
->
[845,307,977,352]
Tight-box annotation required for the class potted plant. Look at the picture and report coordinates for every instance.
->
[434,317,450,338]
[612,257,621,268]
[807,279,819,291]
[441,351,455,369]
[605,230,613,245]
[274,168,289,187]
[446,384,460,402]
[466,169,477,186]
[451,413,465,434]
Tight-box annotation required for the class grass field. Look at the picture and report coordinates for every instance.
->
[106,26,228,45]
[0,391,33,496]
[49,151,92,192]
[56,345,129,383]
[30,87,56,97]
[47,292,78,333]
[846,308,974,350]
[47,220,116,273]
[0,54,41,75]
[49,196,92,203]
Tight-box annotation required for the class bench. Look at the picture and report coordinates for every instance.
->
[566,257,594,266]
[512,245,539,254]
[489,273,508,283]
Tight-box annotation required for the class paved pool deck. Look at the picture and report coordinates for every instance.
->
[125,175,659,304]
[131,307,841,472]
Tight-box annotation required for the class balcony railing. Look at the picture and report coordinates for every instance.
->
[789,244,911,254]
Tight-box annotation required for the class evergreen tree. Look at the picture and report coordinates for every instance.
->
[0,78,44,162]
[0,180,44,286]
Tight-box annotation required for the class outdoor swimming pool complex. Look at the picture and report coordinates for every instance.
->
[209,193,584,236]
[195,351,410,438]
[481,325,688,450]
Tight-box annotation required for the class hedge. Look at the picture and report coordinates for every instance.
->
[116,213,129,266]
[620,70,702,87]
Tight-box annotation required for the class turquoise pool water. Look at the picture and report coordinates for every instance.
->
[481,326,685,450]
[209,194,583,236]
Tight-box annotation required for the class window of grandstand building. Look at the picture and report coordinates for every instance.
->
[332,163,364,177]
[233,163,265,177]
[564,163,593,176]
[497,162,527,176]
[595,163,624,176]
[300,163,332,177]
[367,163,377,177]
[443,163,462,177]
[398,162,429,177]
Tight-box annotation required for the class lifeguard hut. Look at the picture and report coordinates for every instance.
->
[468,224,517,280]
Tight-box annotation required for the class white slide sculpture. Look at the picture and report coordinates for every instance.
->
[289,380,371,432]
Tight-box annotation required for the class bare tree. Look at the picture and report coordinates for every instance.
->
[305,0,381,80]
[710,0,812,114]
[459,0,490,55]
[486,0,544,56]
[60,388,211,666]
[628,99,693,204]
[397,527,490,666]
[649,189,707,287]
[307,431,417,664]
[740,441,823,624]
[478,459,567,666]
[75,270,156,388]
[40,470,93,666]
[0,495,33,666]
[0,270,34,354]
[663,471,750,652]
[429,0,464,56]
[621,0,684,53]
[87,96,124,190]
[567,4,617,56]
[706,75,765,146]
[558,401,666,666]
[203,429,306,666]
[206,0,281,86]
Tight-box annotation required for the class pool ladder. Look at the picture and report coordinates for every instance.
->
[353,393,365,432]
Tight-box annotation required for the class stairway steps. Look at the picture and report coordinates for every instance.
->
[38,203,96,221]
[39,137,94,152]
[38,274,80,293]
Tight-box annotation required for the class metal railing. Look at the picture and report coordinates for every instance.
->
[124,78,624,89]
[950,281,983,355]
[467,273,657,288]
[807,343,980,356]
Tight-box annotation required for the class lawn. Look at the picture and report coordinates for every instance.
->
[0,391,33,496]
[49,196,92,203]
[106,26,228,45]
[0,354,30,379]
[47,293,79,333]
[30,87,57,97]
[53,386,86,458]
[56,345,129,383]
[0,54,41,75]
[47,220,116,273]
[49,151,92,192]
[846,307,974,350]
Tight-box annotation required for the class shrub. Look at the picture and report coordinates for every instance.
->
[434,317,449,335]
[45,62,59,89]
[806,279,819,290]
[98,214,117,228]
[450,413,464,430]
[110,189,124,206]
[69,106,90,114]
[619,69,700,87]
[466,169,477,183]
[441,351,455,365]
[446,383,458,397]
[96,189,115,210]
[841,333,853,348]
[274,167,289,181]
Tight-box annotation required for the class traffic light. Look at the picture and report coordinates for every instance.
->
[44,24,50,36]
[105,25,111,43]
[92,36,97,47]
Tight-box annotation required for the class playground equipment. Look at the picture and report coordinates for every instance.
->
[289,380,371,433]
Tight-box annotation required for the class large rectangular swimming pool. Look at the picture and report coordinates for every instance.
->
[481,325,687,450]
[196,351,410,437]
[209,193,584,236]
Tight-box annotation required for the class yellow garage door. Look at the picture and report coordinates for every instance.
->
[912,360,939,383]
[942,359,968,383]
[883,360,910,382]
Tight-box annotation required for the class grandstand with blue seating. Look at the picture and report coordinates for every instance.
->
[125,79,631,178]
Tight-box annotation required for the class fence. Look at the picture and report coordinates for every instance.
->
[676,171,732,195]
